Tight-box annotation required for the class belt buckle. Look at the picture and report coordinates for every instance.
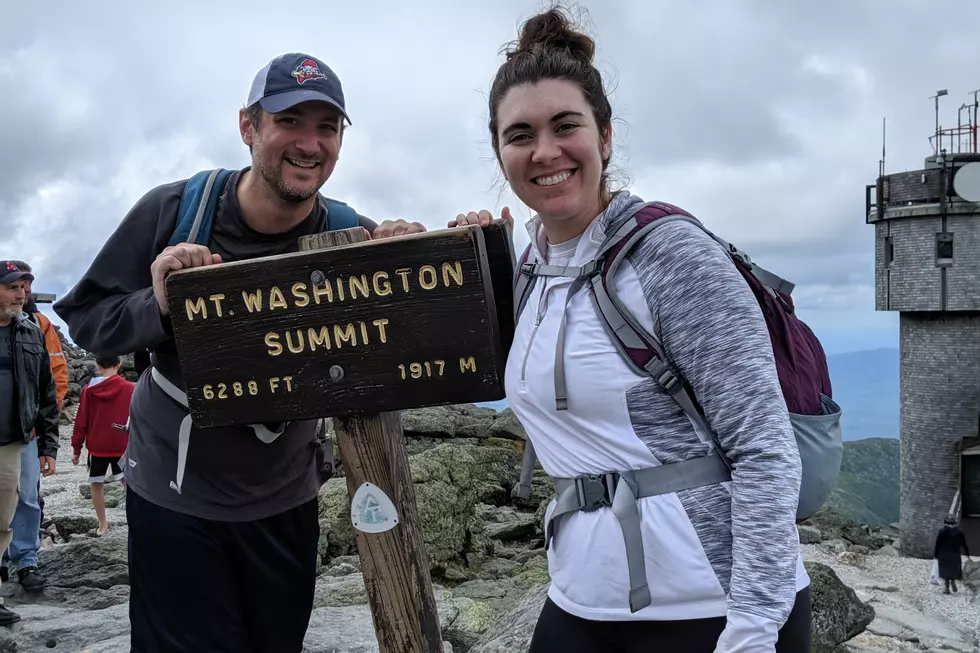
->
[576,474,612,512]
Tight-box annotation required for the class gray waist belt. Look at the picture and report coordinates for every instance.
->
[547,453,732,613]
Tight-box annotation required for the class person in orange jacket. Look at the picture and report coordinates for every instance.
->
[1,261,67,591]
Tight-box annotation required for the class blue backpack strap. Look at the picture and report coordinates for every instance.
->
[323,198,360,231]
[168,169,234,247]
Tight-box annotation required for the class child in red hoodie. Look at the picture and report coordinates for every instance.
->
[71,355,134,536]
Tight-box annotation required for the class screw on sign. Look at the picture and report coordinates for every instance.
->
[163,222,516,653]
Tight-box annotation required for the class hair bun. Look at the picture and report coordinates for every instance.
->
[511,7,596,65]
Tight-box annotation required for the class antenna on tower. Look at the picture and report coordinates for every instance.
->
[929,89,948,155]
[970,88,979,154]
[880,116,887,177]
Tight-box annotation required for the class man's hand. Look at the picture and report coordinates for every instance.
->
[449,206,514,228]
[72,454,80,466]
[372,219,426,240]
[152,243,222,315]
[40,456,56,477]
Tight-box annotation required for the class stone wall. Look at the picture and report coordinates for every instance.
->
[899,312,980,557]
[874,214,980,312]
[881,169,944,206]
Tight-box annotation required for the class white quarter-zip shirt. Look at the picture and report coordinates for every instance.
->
[505,193,808,651]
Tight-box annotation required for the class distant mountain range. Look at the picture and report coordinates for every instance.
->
[828,437,900,526]
[481,347,901,442]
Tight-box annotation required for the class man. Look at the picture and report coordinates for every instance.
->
[0,261,59,626]
[54,53,428,652]
[12,263,68,408]
[2,260,67,591]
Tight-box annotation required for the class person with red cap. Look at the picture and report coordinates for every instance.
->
[0,260,59,627]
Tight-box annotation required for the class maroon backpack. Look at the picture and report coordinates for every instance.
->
[513,201,843,522]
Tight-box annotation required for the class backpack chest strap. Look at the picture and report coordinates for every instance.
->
[517,260,600,410]
[547,454,731,613]
[521,260,599,279]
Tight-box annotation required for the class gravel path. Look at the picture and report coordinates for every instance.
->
[802,543,978,651]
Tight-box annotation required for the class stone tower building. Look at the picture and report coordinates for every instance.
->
[866,94,980,557]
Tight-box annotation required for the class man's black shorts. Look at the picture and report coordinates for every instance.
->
[126,488,319,653]
[86,454,123,483]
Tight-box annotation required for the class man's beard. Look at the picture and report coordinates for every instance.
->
[255,157,321,204]
[0,302,23,320]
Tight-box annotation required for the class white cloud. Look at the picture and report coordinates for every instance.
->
[2,0,977,354]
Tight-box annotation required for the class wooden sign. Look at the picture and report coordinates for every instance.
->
[165,221,515,428]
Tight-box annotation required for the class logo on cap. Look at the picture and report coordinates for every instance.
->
[5,263,18,272]
[291,59,326,85]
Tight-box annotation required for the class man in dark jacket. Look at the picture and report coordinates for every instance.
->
[54,53,427,652]
[0,261,59,626]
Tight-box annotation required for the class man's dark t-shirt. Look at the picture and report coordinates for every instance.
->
[0,324,16,445]
[54,168,377,521]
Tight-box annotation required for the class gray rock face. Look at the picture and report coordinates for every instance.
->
[39,528,129,590]
[802,507,900,554]
[469,584,548,653]
[798,524,823,544]
[807,562,876,652]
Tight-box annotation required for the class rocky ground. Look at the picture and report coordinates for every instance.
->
[0,403,971,652]
[799,512,979,653]
[2,341,975,652]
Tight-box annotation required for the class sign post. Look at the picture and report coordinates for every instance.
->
[164,222,516,653]
[299,226,443,653]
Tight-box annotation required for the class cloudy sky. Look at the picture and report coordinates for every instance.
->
[3,0,979,354]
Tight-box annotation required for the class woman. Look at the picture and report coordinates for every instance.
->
[453,6,812,652]
[934,516,971,594]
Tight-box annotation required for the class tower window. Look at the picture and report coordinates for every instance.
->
[884,236,894,266]
[936,232,954,265]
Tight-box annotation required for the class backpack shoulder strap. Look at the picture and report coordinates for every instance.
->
[514,242,540,500]
[588,202,729,464]
[169,169,234,247]
[323,198,360,231]
[516,202,736,499]
[513,244,536,321]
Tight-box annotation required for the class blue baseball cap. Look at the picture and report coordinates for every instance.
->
[247,53,351,124]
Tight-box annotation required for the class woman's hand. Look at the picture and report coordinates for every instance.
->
[449,206,514,228]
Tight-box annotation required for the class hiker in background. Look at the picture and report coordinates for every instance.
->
[2,260,65,592]
[934,515,971,594]
[452,8,823,652]
[10,262,68,407]
[53,52,449,652]
[71,355,134,537]
[0,261,59,626]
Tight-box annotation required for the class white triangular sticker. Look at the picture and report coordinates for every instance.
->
[351,482,399,534]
